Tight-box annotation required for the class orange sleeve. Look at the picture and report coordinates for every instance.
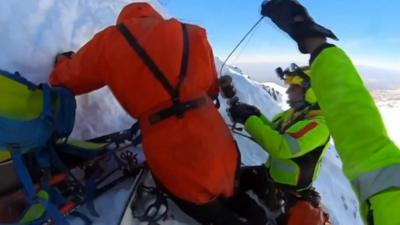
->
[50,27,113,95]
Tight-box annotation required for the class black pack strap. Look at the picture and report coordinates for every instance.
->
[174,23,190,99]
[117,23,191,120]
[117,23,175,96]
[149,97,206,124]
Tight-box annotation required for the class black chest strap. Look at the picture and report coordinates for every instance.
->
[117,23,205,124]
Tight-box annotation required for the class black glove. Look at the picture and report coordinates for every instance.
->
[228,102,261,124]
[261,0,338,44]
[54,51,75,67]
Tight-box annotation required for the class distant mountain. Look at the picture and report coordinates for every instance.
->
[358,66,400,90]
[372,89,400,102]
[234,61,286,84]
[234,62,400,91]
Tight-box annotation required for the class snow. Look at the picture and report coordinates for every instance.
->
[3,0,399,225]
[0,0,166,140]
[379,106,400,146]
[373,89,400,146]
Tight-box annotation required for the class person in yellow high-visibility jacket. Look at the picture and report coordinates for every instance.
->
[230,65,330,191]
[261,1,400,224]
[228,65,331,224]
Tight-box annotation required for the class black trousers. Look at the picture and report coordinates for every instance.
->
[238,165,287,224]
[169,190,268,225]
[237,165,270,194]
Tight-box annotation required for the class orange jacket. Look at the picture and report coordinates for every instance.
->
[50,3,239,204]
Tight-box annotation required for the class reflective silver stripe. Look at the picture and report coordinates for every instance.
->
[352,164,400,202]
[284,134,301,155]
[271,159,298,174]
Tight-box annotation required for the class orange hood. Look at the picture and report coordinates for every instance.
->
[116,2,163,24]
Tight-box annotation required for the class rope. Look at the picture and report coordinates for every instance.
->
[219,16,265,75]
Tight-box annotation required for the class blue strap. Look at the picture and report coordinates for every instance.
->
[11,151,36,199]
[45,146,100,217]
[40,197,70,225]
[84,172,101,217]
[41,177,67,207]
[39,84,54,123]
[36,148,51,168]
[0,69,37,90]
[47,146,83,188]
[11,151,69,225]
[36,147,69,205]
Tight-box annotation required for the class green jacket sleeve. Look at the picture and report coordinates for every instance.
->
[311,46,400,179]
[244,115,329,159]
[310,46,400,203]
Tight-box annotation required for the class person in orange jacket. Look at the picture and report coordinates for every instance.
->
[50,3,267,225]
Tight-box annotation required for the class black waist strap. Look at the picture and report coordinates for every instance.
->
[149,97,206,124]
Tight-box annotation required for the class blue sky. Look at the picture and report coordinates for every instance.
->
[161,0,399,70]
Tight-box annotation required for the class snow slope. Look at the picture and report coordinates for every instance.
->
[0,0,382,224]
[373,89,400,146]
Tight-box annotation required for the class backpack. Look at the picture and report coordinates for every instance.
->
[0,69,76,225]
[0,69,75,153]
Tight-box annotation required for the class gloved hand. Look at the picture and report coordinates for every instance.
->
[54,51,75,67]
[228,102,261,124]
[261,0,338,47]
